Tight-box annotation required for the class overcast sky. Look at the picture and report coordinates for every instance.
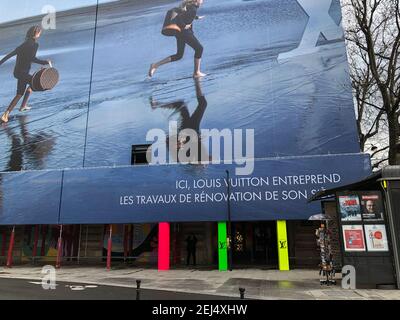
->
[0,0,115,24]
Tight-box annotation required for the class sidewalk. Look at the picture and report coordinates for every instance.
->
[0,266,399,300]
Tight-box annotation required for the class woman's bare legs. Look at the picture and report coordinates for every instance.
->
[19,87,32,112]
[150,56,206,78]
[149,57,172,78]
[1,94,23,123]
[149,32,206,78]
[149,36,185,78]
[193,58,206,78]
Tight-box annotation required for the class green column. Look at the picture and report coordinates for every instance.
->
[277,220,290,271]
[218,222,228,271]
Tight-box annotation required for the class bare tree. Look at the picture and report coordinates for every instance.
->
[342,0,400,166]
[349,56,389,168]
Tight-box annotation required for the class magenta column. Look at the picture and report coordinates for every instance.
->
[158,222,170,271]
[6,226,16,268]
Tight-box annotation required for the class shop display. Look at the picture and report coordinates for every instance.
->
[316,223,336,286]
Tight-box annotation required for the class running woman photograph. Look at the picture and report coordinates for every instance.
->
[0,26,52,123]
[83,0,360,169]
[148,0,206,78]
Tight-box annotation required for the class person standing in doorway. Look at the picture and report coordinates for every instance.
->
[186,234,198,266]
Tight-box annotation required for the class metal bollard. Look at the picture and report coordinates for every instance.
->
[136,280,141,300]
[239,287,245,299]
[136,289,140,300]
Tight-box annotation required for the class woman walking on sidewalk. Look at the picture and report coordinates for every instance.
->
[0,25,51,123]
[149,0,206,78]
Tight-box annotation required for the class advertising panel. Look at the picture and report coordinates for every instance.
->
[364,224,389,252]
[360,192,384,221]
[342,225,366,252]
[339,195,362,221]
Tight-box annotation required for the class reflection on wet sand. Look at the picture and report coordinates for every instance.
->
[149,78,209,164]
[1,115,56,172]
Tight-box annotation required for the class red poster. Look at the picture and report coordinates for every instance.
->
[342,225,365,251]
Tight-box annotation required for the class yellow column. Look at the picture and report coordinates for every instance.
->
[277,220,290,271]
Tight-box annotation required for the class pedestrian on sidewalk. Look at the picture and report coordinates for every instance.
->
[186,234,198,266]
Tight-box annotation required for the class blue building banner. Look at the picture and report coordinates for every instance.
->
[59,153,371,224]
[0,153,371,225]
[0,170,62,225]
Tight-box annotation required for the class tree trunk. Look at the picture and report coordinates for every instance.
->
[388,112,400,165]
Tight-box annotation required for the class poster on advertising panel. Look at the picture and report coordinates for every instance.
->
[364,225,389,252]
[360,192,384,221]
[342,225,365,251]
[339,195,361,221]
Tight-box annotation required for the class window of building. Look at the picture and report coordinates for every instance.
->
[131,144,151,165]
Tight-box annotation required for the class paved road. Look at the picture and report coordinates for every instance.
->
[3,267,400,300]
[0,278,238,300]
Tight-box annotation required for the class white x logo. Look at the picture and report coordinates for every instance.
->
[278,0,343,60]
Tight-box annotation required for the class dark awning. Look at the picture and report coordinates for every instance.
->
[308,171,382,203]
[308,165,400,203]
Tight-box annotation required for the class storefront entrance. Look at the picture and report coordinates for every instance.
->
[231,221,278,268]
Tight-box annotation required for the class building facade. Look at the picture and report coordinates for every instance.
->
[0,0,371,270]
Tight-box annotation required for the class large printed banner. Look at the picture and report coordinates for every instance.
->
[0,153,371,225]
[0,0,370,226]
[1,0,360,170]
[85,0,360,166]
